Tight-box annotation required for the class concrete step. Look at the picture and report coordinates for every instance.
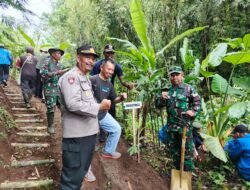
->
[11,142,50,148]
[0,179,53,189]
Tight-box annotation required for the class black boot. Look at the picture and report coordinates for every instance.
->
[47,112,55,134]
[23,93,31,108]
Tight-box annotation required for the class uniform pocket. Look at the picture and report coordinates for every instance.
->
[176,95,189,110]
[62,141,81,168]
[80,83,94,100]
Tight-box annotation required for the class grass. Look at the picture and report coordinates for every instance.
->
[0,106,16,129]
[0,132,7,139]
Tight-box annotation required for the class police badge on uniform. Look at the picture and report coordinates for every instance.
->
[67,76,75,85]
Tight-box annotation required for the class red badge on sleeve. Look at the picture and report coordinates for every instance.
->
[67,76,75,85]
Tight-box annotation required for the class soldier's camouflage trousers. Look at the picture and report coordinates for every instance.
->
[167,129,194,172]
[45,95,61,113]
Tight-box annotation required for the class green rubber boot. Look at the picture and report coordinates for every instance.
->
[47,112,55,134]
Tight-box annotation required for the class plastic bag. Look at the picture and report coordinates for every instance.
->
[158,124,168,144]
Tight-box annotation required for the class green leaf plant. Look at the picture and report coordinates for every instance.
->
[200,33,250,162]
[108,0,207,152]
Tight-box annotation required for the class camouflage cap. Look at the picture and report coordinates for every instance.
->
[168,66,183,75]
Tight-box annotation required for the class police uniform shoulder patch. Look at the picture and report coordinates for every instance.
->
[67,75,75,85]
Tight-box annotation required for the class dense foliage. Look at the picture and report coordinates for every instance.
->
[0,0,250,188]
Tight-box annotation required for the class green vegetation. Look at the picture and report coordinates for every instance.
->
[0,107,16,129]
[0,0,249,188]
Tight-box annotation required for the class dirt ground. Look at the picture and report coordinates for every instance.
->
[0,79,169,190]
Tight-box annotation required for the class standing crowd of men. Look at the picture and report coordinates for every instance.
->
[0,43,249,189]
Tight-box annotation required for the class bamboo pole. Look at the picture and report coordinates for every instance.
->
[3,89,16,93]
[12,107,36,111]
[9,97,23,100]
[5,93,21,96]
[17,132,49,137]
[15,119,43,123]
[11,143,50,148]
[132,109,136,148]
[0,179,53,188]
[11,159,55,167]
[18,126,47,130]
[10,101,25,104]
[14,114,40,117]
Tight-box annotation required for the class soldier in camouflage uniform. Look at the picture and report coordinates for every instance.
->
[41,48,68,134]
[162,66,201,172]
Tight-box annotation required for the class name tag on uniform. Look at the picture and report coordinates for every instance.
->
[85,91,91,97]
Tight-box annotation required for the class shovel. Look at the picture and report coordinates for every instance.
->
[170,125,192,190]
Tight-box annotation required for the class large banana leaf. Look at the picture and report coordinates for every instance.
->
[156,26,208,56]
[211,74,243,96]
[228,102,248,119]
[243,33,250,49]
[108,37,138,50]
[213,104,232,116]
[200,133,227,162]
[208,43,228,67]
[223,51,250,65]
[180,38,188,64]
[18,27,35,47]
[39,44,52,49]
[130,0,153,54]
[59,42,72,50]
[233,76,250,92]
[199,68,215,78]
[222,38,242,49]
[190,59,200,76]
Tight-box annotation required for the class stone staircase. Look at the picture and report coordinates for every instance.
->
[0,88,54,189]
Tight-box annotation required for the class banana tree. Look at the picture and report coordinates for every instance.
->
[108,0,207,153]
[17,27,74,66]
[200,33,250,162]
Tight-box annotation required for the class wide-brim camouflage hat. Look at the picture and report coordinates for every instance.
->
[169,66,183,75]
[48,48,64,56]
[77,45,99,58]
